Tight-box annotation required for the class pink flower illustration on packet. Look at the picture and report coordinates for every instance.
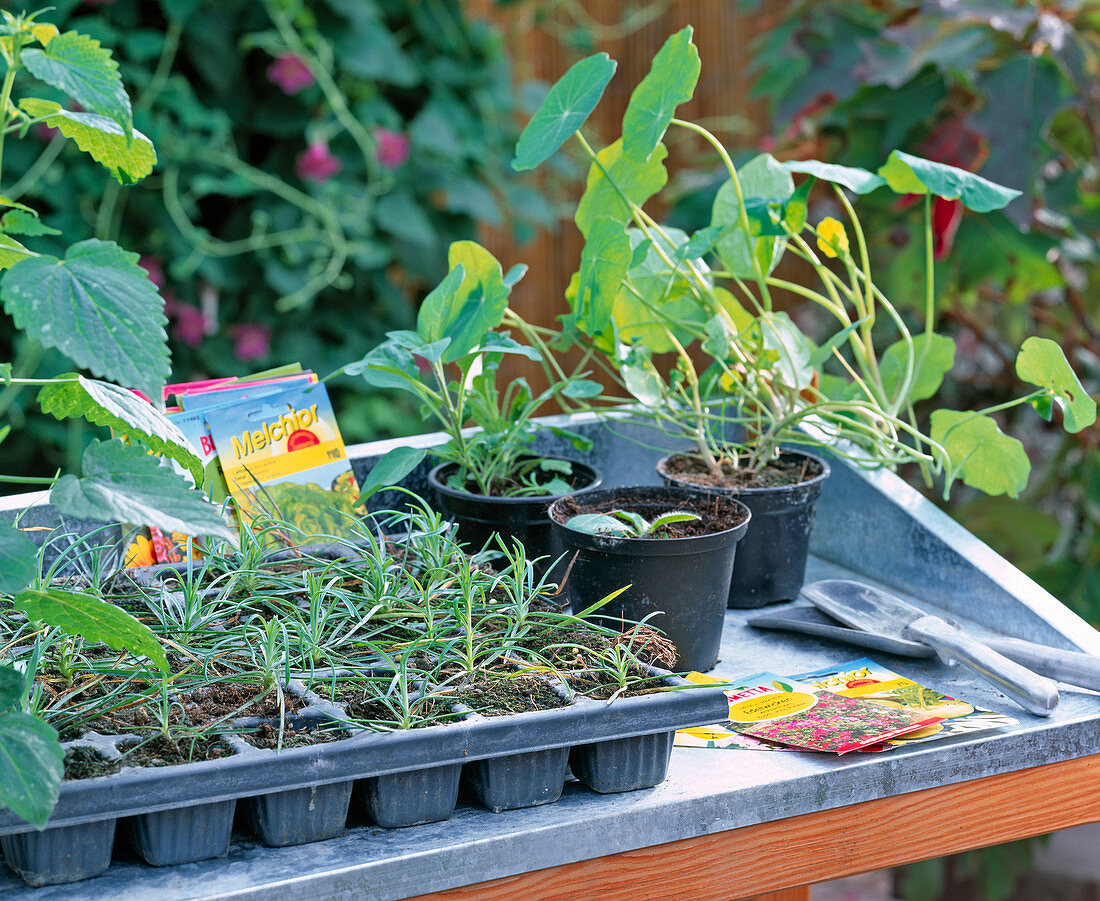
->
[375,127,410,169]
[267,54,314,95]
[296,142,342,183]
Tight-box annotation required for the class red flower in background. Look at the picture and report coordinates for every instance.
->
[296,141,342,183]
[163,295,207,348]
[138,255,166,290]
[267,54,315,95]
[229,323,272,362]
[375,127,410,169]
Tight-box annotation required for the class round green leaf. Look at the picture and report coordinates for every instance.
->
[622,26,700,163]
[575,139,668,238]
[878,150,1021,213]
[713,154,794,277]
[2,239,169,398]
[880,334,956,404]
[0,711,62,829]
[931,410,1030,498]
[513,53,617,171]
[575,217,632,337]
[781,160,886,195]
[1016,337,1097,434]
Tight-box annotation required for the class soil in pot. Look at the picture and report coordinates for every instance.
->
[549,487,751,673]
[452,673,567,716]
[429,458,602,576]
[117,734,233,767]
[240,722,350,750]
[658,450,829,608]
[64,746,121,780]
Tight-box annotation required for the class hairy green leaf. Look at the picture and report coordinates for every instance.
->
[11,587,168,672]
[0,210,60,237]
[0,666,24,711]
[1016,337,1097,433]
[513,53,617,171]
[0,711,62,829]
[781,160,886,194]
[931,410,1030,498]
[1,239,169,398]
[878,150,1021,212]
[0,522,37,596]
[622,27,700,163]
[880,333,956,403]
[38,376,202,482]
[575,139,668,238]
[50,439,233,542]
[19,100,154,184]
[575,217,632,337]
[21,30,133,137]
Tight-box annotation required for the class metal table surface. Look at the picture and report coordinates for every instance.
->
[2,417,1099,899]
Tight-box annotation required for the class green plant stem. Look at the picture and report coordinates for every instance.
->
[0,60,20,188]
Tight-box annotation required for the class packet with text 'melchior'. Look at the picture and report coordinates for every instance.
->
[203,382,361,542]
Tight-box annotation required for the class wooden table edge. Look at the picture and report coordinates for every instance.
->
[409,753,1100,901]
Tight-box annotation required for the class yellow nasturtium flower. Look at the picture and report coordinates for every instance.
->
[719,370,737,392]
[816,217,849,258]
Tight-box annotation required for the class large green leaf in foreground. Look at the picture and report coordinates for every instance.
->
[621,26,699,163]
[2,239,169,398]
[931,410,1030,498]
[51,440,233,542]
[513,53,617,171]
[38,376,202,482]
[0,522,37,596]
[11,587,168,673]
[1015,337,1097,434]
[0,711,63,829]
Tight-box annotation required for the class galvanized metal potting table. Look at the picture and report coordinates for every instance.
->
[3,417,1099,900]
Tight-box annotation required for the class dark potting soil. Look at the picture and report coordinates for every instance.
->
[118,734,233,768]
[565,670,667,700]
[241,722,350,750]
[553,489,747,537]
[177,683,305,723]
[63,745,121,780]
[453,674,567,717]
[662,452,824,491]
[448,459,595,498]
[333,688,457,728]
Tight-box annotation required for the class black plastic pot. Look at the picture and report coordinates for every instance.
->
[464,748,571,813]
[429,459,602,570]
[0,819,115,886]
[570,731,676,794]
[658,451,830,609]
[248,781,353,847]
[129,798,236,866]
[548,487,751,672]
[364,764,462,828]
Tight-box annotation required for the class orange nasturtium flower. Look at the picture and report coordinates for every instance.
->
[816,217,849,258]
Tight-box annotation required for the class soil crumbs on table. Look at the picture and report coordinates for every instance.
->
[662,452,823,491]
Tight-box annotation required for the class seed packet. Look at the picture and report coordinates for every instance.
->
[676,670,943,754]
[791,658,1017,749]
[204,382,361,542]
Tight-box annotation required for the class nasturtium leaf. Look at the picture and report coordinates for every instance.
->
[621,359,665,406]
[37,376,202,482]
[0,235,35,270]
[479,332,542,361]
[880,333,956,404]
[931,410,1030,498]
[621,26,700,163]
[559,378,603,399]
[0,522,37,596]
[513,52,617,171]
[1015,336,1097,433]
[575,217,632,337]
[781,160,886,194]
[0,210,60,237]
[11,587,168,672]
[0,665,24,711]
[575,139,668,238]
[359,445,427,497]
[757,311,815,390]
[502,263,528,287]
[784,178,812,234]
[878,150,1021,213]
[50,439,234,542]
[713,154,794,277]
[682,225,726,259]
[0,711,62,829]
[21,31,132,137]
[808,318,870,370]
[1,239,169,398]
[19,100,154,184]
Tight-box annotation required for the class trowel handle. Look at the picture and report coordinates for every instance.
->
[907,616,1060,717]
[984,636,1100,692]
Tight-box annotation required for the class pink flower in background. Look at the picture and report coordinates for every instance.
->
[163,296,207,348]
[267,54,314,95]
[375,127,410,169]
[296,141,342,183]
[229,323,272,362]
[139,256,166,290]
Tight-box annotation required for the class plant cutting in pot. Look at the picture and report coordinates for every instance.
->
[337,239,605,566]
[549,487,750,672]
[515,27,1097,607]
